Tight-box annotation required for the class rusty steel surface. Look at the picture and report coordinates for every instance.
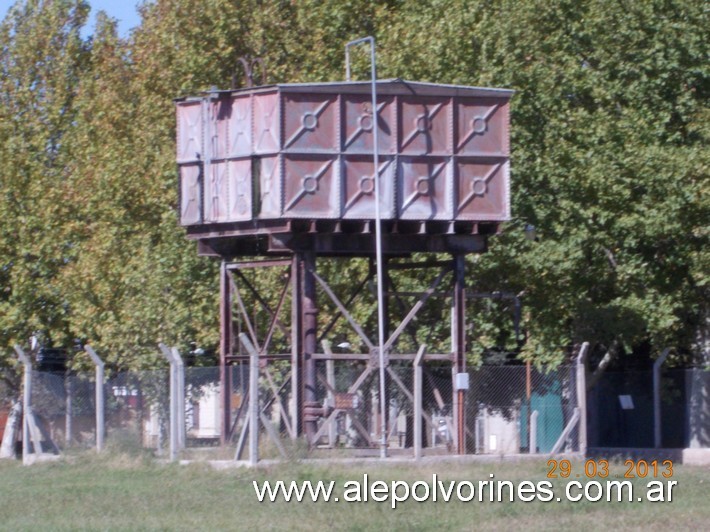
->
[175,79,512,239]
[219,253,470,445]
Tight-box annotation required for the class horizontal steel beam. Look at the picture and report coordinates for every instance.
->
[268,234,487,255]
[227,352,452,362]
[189,220,500,240]
[225,354,292,362]
[310,352,451,362]
[227,259,292,269]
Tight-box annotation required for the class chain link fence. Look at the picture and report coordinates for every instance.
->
[467,365,576,454]
[19,362,577,459]
[301,362,577,457]
[26,369,170,453]
[7,361,708,461]
[589,367,710,449]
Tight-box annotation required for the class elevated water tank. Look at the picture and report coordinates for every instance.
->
[175,79,512,256]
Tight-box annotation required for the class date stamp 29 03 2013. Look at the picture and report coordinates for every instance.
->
[547,459,674,479]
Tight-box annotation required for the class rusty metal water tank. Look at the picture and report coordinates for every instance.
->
[175,79,512,257]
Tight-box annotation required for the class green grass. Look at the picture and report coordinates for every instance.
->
[0,453,708,531]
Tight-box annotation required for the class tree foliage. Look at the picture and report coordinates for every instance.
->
[0,0,707,376]
[0,0,89,369]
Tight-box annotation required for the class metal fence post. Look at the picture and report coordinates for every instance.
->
[551,407,580,454]
[0,400,21,459]
[238,333,260,466]
[654,348,671,449]
[159,344,178,461]
[576,342,589,455]
[65,376,72,447]
[413,345,426,460]
[84,346,105,452]
[529,410,538,454]
[326,358,336,447]
[14,346,32,465]
[171,347,186,450]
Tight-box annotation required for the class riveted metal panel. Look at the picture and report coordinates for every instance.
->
[228,95,252,158]
[455,97,509,156]
[253,92,280,154]
[176,80,513,237]
[282,155,339,218]
[256,155,281,218]
[282,93,339,152]
[398,96,450,156]
[342,156,395,220]
[179,163,201,225]
[454,158,509,221]
[204,161,230,223]
[176,101,203,163]
[342,95,395,154]
[226,158,252,221]
[398,156,451,220]
[209,97,232,160]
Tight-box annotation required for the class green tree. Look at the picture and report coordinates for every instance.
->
[381,0,709,369]
[0,0,706,379]
[0,0,89,373]
[60,6,226,369]
[481,0,708,371]
[354,0,706,367]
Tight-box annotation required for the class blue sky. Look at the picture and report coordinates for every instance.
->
[0,1,142,38]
